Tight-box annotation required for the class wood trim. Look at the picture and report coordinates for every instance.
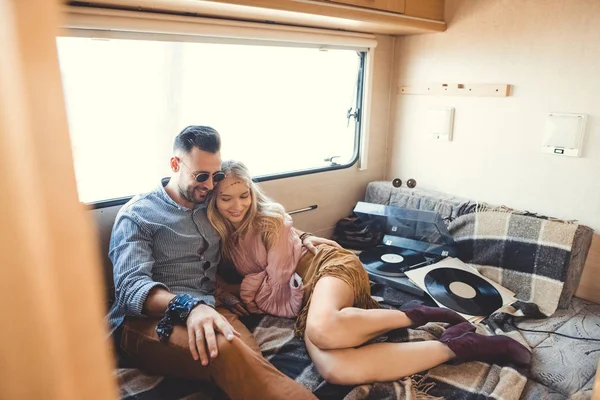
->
[405,0,444,21]
[316,0,406,15]
[575,234,600,304]
[63,6,378,49]
[70,0,446,35]
[0,0,117,398]
[399,83,511,97]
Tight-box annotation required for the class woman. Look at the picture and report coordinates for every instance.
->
[208,160,531,385]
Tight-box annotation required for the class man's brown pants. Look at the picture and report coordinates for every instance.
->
[118,307,316,400]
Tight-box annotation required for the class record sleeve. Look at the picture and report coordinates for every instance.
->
[405,257,516,322]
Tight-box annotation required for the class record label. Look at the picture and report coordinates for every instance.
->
[381,254,404,263]
[448,281,477,299]
[424,267,503,316]
[360,245,428,277]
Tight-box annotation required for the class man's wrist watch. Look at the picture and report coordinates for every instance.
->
[156,294,207,342]
[167,293,204,323]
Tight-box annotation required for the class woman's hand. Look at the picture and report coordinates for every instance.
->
[229,302,251,317]
[217,289,250,317]
[302,235,342,254]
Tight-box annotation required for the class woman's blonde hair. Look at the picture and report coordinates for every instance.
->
[207,160,286,261]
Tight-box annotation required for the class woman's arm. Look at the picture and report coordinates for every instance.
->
[240,216,305,318]
[215,275,249,316]
[293,227,342,254]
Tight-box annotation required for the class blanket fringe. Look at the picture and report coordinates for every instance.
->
[476,202,512,214]
[475,202,577,224]
[411,374,443,400]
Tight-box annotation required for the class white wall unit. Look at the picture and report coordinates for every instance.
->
[427,107,454,141]
[542,113,587,157]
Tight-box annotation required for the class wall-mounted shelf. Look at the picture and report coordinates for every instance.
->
[68,0,446,35]
[399,83,511,97]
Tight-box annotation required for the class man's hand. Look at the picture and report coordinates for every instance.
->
[186,304,241,365]
[302,235,342,254]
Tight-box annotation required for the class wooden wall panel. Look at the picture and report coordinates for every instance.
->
[0,0,117,398]
[576,234,600,304]
[404,0,445,21]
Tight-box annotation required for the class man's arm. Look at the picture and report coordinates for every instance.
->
[142,287,176,317]
[109,212,238,365]
[109,214,169,317]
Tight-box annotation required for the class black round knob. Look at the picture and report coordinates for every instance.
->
[392,178,402,188]
[407,179,417,188]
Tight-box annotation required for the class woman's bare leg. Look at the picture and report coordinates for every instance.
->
[304,277,531,385]
[303,276,456,385]
[305,276,418,350]
[304,334,454,385]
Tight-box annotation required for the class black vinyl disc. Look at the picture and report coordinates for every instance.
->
[360,245,427,277]
[424,268,503,316]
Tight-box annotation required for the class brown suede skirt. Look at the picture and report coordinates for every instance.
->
[294,244,380,338]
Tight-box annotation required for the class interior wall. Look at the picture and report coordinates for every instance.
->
[261,34,394,237]
[388,0,600,232]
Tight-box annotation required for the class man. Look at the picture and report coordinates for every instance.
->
[108,125,336,400]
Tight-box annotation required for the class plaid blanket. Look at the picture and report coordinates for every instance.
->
[117,211,580,400]
[117,282,532,400]
[448,211,577,317]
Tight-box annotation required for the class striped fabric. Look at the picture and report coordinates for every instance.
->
[107,182,220,333]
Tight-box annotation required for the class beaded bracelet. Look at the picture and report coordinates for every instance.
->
[156,294,205,343]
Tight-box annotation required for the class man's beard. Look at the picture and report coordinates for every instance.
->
[179,184,208,204]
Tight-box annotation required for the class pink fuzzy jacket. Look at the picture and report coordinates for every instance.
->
[228,215,307,318]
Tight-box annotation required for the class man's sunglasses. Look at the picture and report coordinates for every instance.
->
[179,159,225,183]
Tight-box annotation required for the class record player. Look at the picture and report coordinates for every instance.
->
[352,201,458,296]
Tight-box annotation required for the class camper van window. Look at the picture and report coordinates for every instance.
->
[56,37,365,205]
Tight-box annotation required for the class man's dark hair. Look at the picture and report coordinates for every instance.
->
[173,125,221,154]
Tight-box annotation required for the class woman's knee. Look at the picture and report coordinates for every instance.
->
[305,317,340,350]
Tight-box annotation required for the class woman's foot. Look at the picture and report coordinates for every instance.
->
[439,322,532,367]
[401,301,469,327]
[439,321,476,338]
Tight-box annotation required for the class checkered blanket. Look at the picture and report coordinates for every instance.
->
[117,283,532,400]
[117,211,579,400]
[448,211,578,317]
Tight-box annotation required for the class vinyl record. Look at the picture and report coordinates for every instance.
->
[360,245,428,277]
[424,268,503,316]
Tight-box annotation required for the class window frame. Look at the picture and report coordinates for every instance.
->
[59,9,370,208]
[86,50,366,210]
